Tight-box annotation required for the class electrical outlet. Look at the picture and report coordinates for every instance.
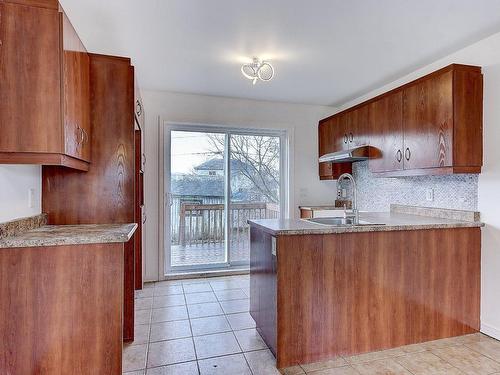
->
[28,188,35,208]
[425,188,434,202]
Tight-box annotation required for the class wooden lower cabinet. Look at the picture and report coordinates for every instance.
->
[0,243,124,374]
[250,226,481,368]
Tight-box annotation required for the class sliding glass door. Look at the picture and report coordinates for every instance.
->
[165,126,285,273]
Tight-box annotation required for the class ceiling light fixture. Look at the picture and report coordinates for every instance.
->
[241,58,275,85]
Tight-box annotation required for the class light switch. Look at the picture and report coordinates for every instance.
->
[426,188,434,202]
[28,188,35,208]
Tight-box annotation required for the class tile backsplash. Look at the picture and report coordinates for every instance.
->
[351,161,478,211]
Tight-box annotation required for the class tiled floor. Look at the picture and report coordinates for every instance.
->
[125,275,500,375]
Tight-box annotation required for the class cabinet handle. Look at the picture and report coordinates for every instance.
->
[349,132,353,142]
[343,134,348,144]
[396,149,402,162]
[77,126,84,145]
[136,100,142,117]
[405,147,411,161]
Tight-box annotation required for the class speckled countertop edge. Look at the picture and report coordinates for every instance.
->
[0,213,47,239]
[0,223,138,249]
[248,206,483,236]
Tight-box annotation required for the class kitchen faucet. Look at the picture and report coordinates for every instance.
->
[336,173,359,224]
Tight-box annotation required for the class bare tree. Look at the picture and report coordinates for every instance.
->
[207,134,280,203]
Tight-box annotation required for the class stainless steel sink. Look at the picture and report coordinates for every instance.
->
[304,217,385,227]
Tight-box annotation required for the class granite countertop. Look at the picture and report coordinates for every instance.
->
[0,223,138,249]
[299,205,342,210]
[249,206,483,236]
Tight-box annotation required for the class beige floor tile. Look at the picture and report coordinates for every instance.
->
[198,353,252,374]
[150,320,192,342]
[190,315,231,336]
[210,279,249,291]
[465,338,500,362]
[419,336,463,350]
[151,306,188,323]
[135,309,152,325]
[130,324,150,345]
[154,285,184,296]
[135,288,154,299]
[394,351,465,375]
[234,328,268,351]
[155,280,183,287]
[226,312,256,330]
[182,278,211,285]
[352,358,412,374]
[183,283,213,294]
[214,289,248,301]
[432,345,500,374]
[346,347,406,364]
[147,338,196,367]
[399,343,426,353]
[145,361,199,375]
[187,302,224,318]
[153,294,185,308]
[244,349,281,375]
[280,365,305,374]
[303,365,359,374]
[135,297,153,311]
[193,332,242,359]
[143,282,155,288]
[123,370,144,375]
[123,343,147,372]
[185,291,218,305]
[220,299,250,314]
[300,358,347,372]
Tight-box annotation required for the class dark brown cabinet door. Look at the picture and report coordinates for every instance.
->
[62,11,91,162]
[318,119,333,157]
[348,106,369,148]
[0,3,62,153]
[334,114,350,151]
[402,71,453,169]
[368,92,404,173]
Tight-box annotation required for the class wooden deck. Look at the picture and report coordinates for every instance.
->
[171,240,250,267]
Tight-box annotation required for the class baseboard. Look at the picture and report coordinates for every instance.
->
[481,322,500,340]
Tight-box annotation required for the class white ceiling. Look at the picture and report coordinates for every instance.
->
[60,0,500,106]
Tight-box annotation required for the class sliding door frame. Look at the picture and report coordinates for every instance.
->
[160,121,289,277]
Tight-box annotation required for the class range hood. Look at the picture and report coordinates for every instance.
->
[319,145,376,163]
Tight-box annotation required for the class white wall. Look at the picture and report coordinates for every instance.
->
[338,32,500,339]
[0,165,41,222]
[141,91,336,281]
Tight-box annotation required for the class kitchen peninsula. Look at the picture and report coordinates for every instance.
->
[0,215,137,374]
[248,205,482,368]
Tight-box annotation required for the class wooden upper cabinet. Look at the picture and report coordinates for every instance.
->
[62,10,91,162]
[0,1,90,170]
[318,64,483,178]
[0,3,62,154]
[368,91,404,173]
[402,70,453,170]
[348,105,369,148]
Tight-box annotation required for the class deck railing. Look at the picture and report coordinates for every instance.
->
[176,202,279,247]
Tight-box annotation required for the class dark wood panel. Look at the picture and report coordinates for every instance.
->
[319,162,352,180]
[453,68,483,168]
[249,227,277,356]
[250,227,481,368]
[0,2,62,154]
[403,70,453,169]
[134,130,143,290]
[299,209,313,219]
[63,50,91,162]
[348,105,369,148]
[0,152,89,171]
[368,91,404,173]
[42,54,136,341]
[62,10,91,162]
[2,0,58,9]
[0,243,123,375]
